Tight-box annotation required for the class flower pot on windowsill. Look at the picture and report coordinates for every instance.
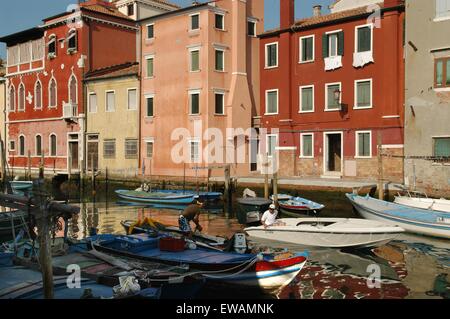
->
[48,53,56,60]
[67,48,77,55]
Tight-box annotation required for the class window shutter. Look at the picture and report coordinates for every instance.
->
[322,34,329,58]
[337,31,344,56]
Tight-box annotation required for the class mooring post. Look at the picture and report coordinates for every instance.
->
[183,163,186,194]
[105,167,109,201]
[264,153,269,199]
[91,154,95,194]
[224,165,231,204]
[272,153,278,205]
[39,153,44,180]
[27,150,31,180]
[377,132,384,200]
[39,201,54,299]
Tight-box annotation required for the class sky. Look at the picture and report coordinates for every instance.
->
[0,0,333,59]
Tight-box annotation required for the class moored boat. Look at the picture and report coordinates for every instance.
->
[244,218,404,248]
[0,211,28,239]
[88,233,308,292]
[152,189,223,201]
[346,193,450,239]
[278,197,325,215]
[115,189,197,204]
[236,197,272,225]
[394,192,450,213]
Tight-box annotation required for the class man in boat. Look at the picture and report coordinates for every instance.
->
[179,201,204,238]
[261,204,284,228]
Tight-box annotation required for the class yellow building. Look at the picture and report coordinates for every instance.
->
[84,62,140,178]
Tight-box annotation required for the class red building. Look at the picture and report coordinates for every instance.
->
[259,0,404,182]
[0,0,137,175]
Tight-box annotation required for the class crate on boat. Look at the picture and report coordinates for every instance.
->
[159,237,186,252]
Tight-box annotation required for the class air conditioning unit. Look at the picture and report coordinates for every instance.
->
[63,102,78,119]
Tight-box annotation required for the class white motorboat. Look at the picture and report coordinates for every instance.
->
[394,191,450,213]
[244,218,404,248]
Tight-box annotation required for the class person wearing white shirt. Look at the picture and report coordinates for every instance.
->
[261,204,282,229]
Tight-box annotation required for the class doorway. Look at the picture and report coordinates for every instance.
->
[67,133,79,172]
[324,132,343,176]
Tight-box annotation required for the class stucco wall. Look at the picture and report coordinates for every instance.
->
[404,0,450,196]
[86,76,140,177]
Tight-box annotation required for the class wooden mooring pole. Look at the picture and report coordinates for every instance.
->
[224,164,231,204]
[27,151,31,180]
[264,153,269,199]
[272,153,278,205]
[377,132,384,200]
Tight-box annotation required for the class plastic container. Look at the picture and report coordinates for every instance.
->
[159,237,186,252]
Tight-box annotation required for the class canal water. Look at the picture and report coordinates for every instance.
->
[56,182,450,299]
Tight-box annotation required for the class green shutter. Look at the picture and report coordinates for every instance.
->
[191,94,199,114]
[358,27,371,52]
[215,50,224,71]
[147,97,153,116]
[301,87,313,111]
[436,60,444,86]
[337,31,344,56]
[303,135,312,157]
[267,91,278,113]
[357,81,371,107]
[147,58,153,77]
[191,50,199,71]
[322,34,329,58]
[215,93,224,114]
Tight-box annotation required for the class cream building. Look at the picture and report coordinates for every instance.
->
[84,62,140,178]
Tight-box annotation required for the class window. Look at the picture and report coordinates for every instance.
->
[69,75,77,104]
[299,85,314,113]
[8,85,15,112]
[147,24,154,39]
[322,31,344,58]
[88,93,97,113]
[190,49,200,72]
[266,134,278,157]
[215,49,224,71]
[19,42,31,64]
[215,92,224,114]
[18,83,25,111]
[435,57,450,88]
[32,39,44,61]
[146,56,154,77]
[433,137,450,156]
[67,30,77,52]
[35,135,42,156]
[356,25,372,53]
[300,133,314,158]
[7,45,19,66]
[299,35,314,63]
[191,14,200,30]
[146,95,154,117]
[215,14,224,30]
[128,89,137,110]
[19,136,25,156]
[50,134,57,157]
[125,139,138,159]
[9,140,15,152]
[106,91,115,112]
[247,20,256,37]
[189,91,200,115]
[146,141,154,159]
[103,139,116,159]
[127,3,134,16]
[34,81,42,109]
[355,79,372,109]
[265,42,278,68]
[436,0,450,19]
[48,35,56,57]
[265,89,278,115]
[325,83,341,111]
[189,140,200,163]
[356,131,372,158]
[49,78,57,107]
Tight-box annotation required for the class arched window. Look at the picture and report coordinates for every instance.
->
[50,134,57,157]
[19,135,25,156]
[35,135,42,156]
[49,77,57,107]
[34,80,42,109]
[69,75,77,104]
[18,83,25,111]
[8,85,15,112]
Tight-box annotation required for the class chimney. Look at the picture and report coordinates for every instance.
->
[280,0,295,30]
[313,5,322,17]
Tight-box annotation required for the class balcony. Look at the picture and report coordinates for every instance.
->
[63,102,78,121]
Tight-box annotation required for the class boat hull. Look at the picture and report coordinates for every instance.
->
[115,190,196,204]
[347,194,450,239]
[394,196,450,214]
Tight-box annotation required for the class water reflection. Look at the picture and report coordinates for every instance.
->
[64,195,449,299]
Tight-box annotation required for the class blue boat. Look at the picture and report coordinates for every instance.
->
[153,189,223,201]
[346,193,450,239]
[88,233,308,292]
[0,252,161,299]
[10,181,33,191]
[279,197,325,215]
[115,189,197,204]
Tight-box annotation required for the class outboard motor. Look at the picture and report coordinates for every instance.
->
[233,233,247,254]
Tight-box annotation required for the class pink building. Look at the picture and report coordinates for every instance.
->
[139,0,264,180]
